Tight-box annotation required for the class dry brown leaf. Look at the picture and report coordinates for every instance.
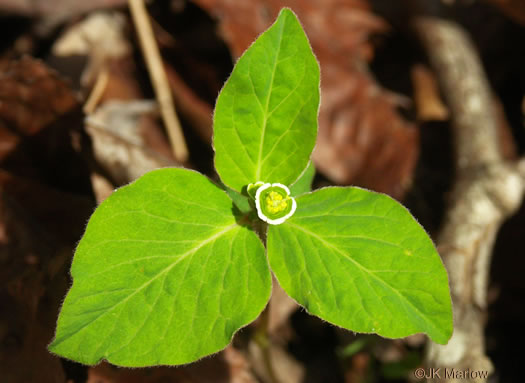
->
[51,12,184,177]
[485,0,525,26]
[268,279,298,334]
[50,10,143,114]
[0,56,94,196]
[411,64,449,121]
[0,0,127,17]
[165,63,214,143]
[0,57,78,136]
[52,11,131,86]
[248,340,305,383]
[0,57,98,382]
[0,57,80,170]
[98,57,144,102]
[0,124,18,163]
[86,100,178,185]
[193,0,418,199]
[90,171,115,203]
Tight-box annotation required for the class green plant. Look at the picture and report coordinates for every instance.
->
[49,9,453,367]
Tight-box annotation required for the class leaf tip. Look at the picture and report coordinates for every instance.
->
[431,321,454,345]
[277,7,296,19]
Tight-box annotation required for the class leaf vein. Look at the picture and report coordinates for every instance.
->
[286,223,445,338]
[52,224,238,349]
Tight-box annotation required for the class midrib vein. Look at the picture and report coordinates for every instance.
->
[255,18,286,180]
[285,222,445,338]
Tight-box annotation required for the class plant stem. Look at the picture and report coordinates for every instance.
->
[250,218,277,383]
[254,304,280,383]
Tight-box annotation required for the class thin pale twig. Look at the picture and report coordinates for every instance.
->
[84,67,109,115]
[128,0,189,162]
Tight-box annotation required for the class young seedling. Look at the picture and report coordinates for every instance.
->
[49,9,453,367]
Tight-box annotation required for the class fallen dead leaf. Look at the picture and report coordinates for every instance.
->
[248,339,305,383]
[90,171,115,203]
[0,56,96,383]
[268,278,298,335]
[165,62,214,143]
[485,0,525,26]
[0,56,78,137]
[86,100,178,185]
[411,64,449,122]
[0,0,128,18]
[52,11,131,86]
[51,11,183,178]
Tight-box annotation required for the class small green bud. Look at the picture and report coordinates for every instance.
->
[247,181,265,200]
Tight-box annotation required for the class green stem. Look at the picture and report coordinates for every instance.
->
[251,218,276,382]
[254,304,280,383]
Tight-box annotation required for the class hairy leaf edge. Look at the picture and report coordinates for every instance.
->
[212,7,322,192]
[48,167,273,366]
[268,185,454,345]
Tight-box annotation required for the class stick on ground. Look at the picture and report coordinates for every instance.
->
[128,0,189,162]
[415,17,525,383]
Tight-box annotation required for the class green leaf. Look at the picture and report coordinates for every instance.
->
[381,351,421,379]
[267,187,453,344]
[49,168,271,366]
[289,161,315,196]
[338,336,374,358]
[213,8,320,192]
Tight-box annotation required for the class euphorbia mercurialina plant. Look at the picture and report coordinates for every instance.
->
[49,9,453,367]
